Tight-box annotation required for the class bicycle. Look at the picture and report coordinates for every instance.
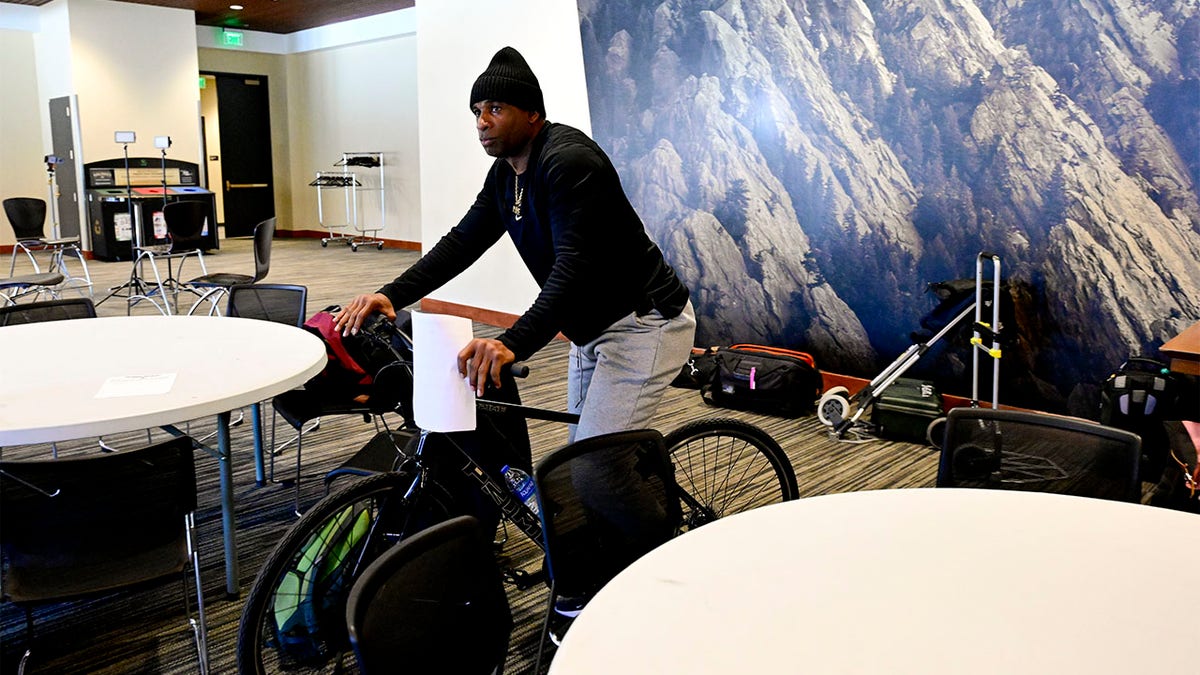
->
[236,315,799,674]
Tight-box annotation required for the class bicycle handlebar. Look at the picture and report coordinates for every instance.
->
[361,311,532,380]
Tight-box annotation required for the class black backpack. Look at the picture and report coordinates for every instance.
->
[1099,356,1180,482]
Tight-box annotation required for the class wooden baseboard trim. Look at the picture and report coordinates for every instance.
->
[417,298,569,342]
[419,298,521,329]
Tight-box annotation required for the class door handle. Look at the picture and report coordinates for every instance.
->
[226,181,269,189]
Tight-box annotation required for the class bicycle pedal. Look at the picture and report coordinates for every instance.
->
[503,566,546,590]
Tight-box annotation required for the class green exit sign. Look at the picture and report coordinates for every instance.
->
[222,29,244,47]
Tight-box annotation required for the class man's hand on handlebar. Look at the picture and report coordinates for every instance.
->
[458,338,516,397]
[334,293,395,337]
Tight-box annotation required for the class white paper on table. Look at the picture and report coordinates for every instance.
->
[411,311,477,432]
[96,373,177,398]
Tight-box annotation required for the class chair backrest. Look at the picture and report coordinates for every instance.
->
[161,200,210,252]
[251,217,276,282]
[0,436,197,604]
[3,197,46,240]
[533,429,682,600]
[0,297,96,326]
[345,515,512,675]
[937,407,1142,502]
[227,283,307,327]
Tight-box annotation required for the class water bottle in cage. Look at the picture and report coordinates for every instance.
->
[501,464,540,516]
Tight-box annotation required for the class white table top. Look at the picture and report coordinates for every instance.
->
[0,315,326,445]
[551,488,1200,674]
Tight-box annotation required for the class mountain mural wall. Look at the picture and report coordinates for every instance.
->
[577,0,1200,412]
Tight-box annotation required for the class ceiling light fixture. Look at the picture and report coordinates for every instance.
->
[230,4,244,10]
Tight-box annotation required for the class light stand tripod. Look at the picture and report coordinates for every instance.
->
[97,131,154,309]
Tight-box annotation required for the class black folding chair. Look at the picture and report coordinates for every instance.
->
[188,217,276,315]
[345,515,512,675]
[937,407,1142,502]
[532,429,682,665]
[0,297,95,326]
[0,436,209,674]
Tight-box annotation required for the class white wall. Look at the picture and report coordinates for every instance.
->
[416,0,590,316]
[0,28,50,246]
[282,34,420,242]
[65,0,201,168]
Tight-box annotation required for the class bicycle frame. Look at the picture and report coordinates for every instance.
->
[357,313,716,551]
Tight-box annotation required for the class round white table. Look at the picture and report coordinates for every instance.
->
[0,315,326,595]
[550,488,1200,674]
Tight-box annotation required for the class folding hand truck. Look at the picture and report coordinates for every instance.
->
[818,252,1003,444]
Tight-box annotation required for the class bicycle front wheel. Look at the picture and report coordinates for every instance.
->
[664,418,798,530]
[236,471,454,675]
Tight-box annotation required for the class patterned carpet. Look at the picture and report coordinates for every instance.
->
[0,237,941,674]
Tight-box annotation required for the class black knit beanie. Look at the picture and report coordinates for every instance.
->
[469,46,546,117]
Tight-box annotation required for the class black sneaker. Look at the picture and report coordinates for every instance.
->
[547,595,587,646]
[553,595,587,618]
[547,611,575,647]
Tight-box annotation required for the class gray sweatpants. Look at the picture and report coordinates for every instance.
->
[566,301,696,443]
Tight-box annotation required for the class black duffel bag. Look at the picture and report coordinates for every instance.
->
[701,344,823,418]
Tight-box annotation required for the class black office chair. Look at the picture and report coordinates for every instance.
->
[937,407,1142,502]
[532,429,682,665]
[3,197,90,295]
[128,200,210,315]
[345,515,512,675]
[226,282,306,326]
[188,217,276,315]
[0,297,96,326]
[0,436,209,674]
[220,283,309,483]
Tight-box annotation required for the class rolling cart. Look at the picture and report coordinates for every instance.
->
[310,152,386,251]
[818,252,1003,444]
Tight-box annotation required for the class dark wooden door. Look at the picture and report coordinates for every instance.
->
[215,74,274,238]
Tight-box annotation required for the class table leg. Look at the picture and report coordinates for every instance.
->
[251,402,265,486]
[217,410,240,598]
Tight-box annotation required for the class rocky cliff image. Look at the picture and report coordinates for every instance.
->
[578,0,1200,411]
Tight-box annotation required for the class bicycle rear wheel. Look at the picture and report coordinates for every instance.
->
[664,418,798,530]
[236,471,454,675]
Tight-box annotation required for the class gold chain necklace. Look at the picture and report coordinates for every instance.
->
[512,173,524,221]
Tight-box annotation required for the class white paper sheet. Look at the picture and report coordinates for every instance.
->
[96,373,177,398]
[411,311,476,432]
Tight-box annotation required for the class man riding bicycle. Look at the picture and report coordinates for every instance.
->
[334,46,696,448]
